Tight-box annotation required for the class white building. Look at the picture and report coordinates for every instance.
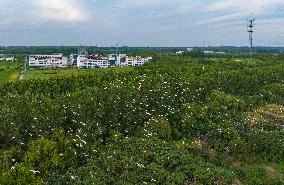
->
[187,48,193,52]
[204,51,214,54]
[74,53,153,68]
[176,51,184,55]
[70,48,89,66]
[126,56,153,67]
[108,54,152,67]
[203,51,226,55]
[29,54,68,68]
[113,54,127,67]
[215,52,226,54]
[108,54,117,67]
[70,54,88,66]
[0,56,15,62]
[77,55,110,68]
[70,54,79,66]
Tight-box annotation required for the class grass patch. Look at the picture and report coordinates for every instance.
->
[24,67,135,80]
[0,70,20,84]
[0,62,21,70]
[0,62,22,84]
[236,164,284,185]
[247,104,284,127]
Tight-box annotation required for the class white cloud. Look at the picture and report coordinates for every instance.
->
[119,0,164,6]
[0,0,283,46]
[208,0,284,14]
[193,0,284,26]
[31,0,88,22]
[207,0,284,15]
[193,12,247,26]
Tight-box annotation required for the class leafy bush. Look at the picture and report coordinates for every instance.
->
[0,163,41,185]
[0,56,284,184]
[74,138,236,185]
[137,117,172,140]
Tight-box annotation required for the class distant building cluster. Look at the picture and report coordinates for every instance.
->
[175,51,185,55]
[0,55,15,62]
[29,51,153,68]
[175,48,226,55]
[74,54,152,69]
[29,54,68,68]
[204,51,226,54]
[175,48,193,55]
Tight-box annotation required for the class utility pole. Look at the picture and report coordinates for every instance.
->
[247,19,255,57]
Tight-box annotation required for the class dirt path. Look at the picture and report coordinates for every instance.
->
[19,61,27,80]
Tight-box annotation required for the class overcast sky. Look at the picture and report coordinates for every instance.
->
[0,0,283,46]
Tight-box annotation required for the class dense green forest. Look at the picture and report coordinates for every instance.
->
[1,46,283,56]
[1,56,284,184]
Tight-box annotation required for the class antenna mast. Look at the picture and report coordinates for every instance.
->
[247,18,255,56]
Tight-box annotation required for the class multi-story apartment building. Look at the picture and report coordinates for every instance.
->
[108,54,152,67]
[77,55,110,68]
[70,54,79,66]
[108,54,117,66]
[77,54,152,69]
[116,54,127,67]
[70,48,89,66]
[29,54,68,68]
[28,52,153,69]
[126,56,153,67]
[27,50,154,69]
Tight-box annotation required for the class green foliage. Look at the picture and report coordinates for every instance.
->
[0,61,22,84]
[24,67,134,80]
[262,83,284,104]
[181,90,245,140]
[1,56,284,184]
[138,117,172,140]
[24,139,64,176]
[0,163,41,185]
[188,49,205,58]
[229,130,284,162]
[74,138,236,185]
[0,147,22,175]
[237,164,284,185]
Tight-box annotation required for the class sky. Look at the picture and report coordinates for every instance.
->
[0,0,283,46]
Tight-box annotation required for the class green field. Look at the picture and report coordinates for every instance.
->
[1,55,284,184]
[24,58,259,80]
[0,62,22,84]
[24,67,135,80]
